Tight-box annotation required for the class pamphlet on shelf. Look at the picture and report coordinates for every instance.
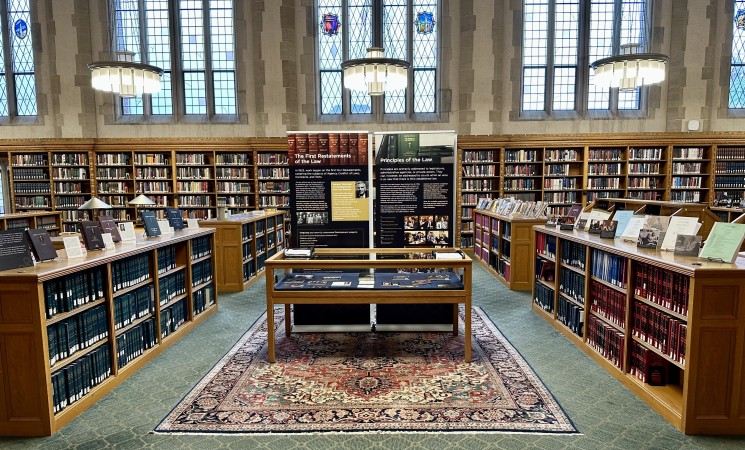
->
[558,216,575,230]
[660,216,700,251]
[674,234,701,257]
[101,233,115,250]
[433,250,465,260]
[186,218,200,229]
[27,228,57,262]
[574,212,590,230]
[599,220,618,239]
[637,228,663,249]
[63,236,84,259]
[611,210,633,238]
[285,248,314,258]
[620,216,646,242]
[644,215,671,233]
[141,211,161,237]
[0,229,34,271]
[118,221,137,242]
[165,208,185,230]
[157,219,173,235]
[567,204,583,219]
[699,222,745,263]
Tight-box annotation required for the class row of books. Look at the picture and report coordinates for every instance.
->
[158,271,186,306]
[134,153,169,165]
[560,239,586,270]
[587,315,625,370]
[100,195,132,207]
[175,153,208,165]
[51,345,111,414]
[43,268,105,318]
[258,195,290,207]
[193,285,215,315]
[47,305,107,367]
[257,167,289,179]
[634,262,690,315]
[713,176,745,188]
[504,149,538,162]
[98,181,130,192]
[216,153,251,165]
[177,181,211,193]
[97,153,130,165]
[559,269,585,304]
[288,133,368,166]
[588,163,623,175]
[670,191,702,202]
[12,154,47,166]
[671,176,703,188]
[627,162,660,174]
[216,167,252,179]
[590,249,628,288]
[671,162,702,174]
[504,164,538,176]
[116,318,158,369]
[256,153,288,165]
[176,167,211,179]
[51,168,87,180]
[627,177,661,188]
[112,254,151,293]
[476,198,548,219]
[632,302,687,365]
[587,178,621,189]
[535,260,554,282]
[15,196,51,207]
[672,147,705,159]
[544,192,579,204]
[558,295,584,337]
[629,147,663,160]
[504,179,538,190]
[14,182,51,193]
[192,259,213,286]
[588,149,623,161]
[462,150,495,162]
[536,232,556,259]
[192,236,212,259]
[534,281,554,313]
[177,195,212,207]
[55,196,85,208]
[589,280,627,329]
[629,341,680,386]
[160,299,186,339]
[60,210,87,221]
[462,165,497,176]
[545,149,579,161]
[137,181,171,193]
[544,165,578,177]
[136,167,170,179]
[243,259,257,282]
[12,168,48,180]
[114,285,154,330]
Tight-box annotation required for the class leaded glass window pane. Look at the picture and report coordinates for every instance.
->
[146,0,172,115]
[321,70,343,114]
[184,71,207,114]
[730,1,745,108]
[152,72,173,115]
[319,0,343,114]
[522,67,546,111]
[413,68,435,113]
[180,0,205,72]
[412,0,436,113]
[0,76,8,116]
[213,71,236,114]
[588,0,614,110]
[617,0,644,109]
[348,0,371,59]
[8,0,36,116]
[553,1,579,110]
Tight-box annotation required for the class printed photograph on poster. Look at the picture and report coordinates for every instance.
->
[404,230,449,246]
[404,215,449,230]
[355,181,369,198]
[375,133,455,164]
[297,212,329,225]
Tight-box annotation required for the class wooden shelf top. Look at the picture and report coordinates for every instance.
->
[199,209,285,225]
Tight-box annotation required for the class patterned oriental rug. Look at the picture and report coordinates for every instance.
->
[156,307,577,434]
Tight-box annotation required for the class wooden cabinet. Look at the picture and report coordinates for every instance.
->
[473,209,545,290]
[0,228,217,436]
[199,210,285,292]
[0,211,62,236]
[532,225,745,435]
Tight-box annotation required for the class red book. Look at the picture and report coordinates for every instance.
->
[308,133,319,160]
[358,132,368,166]
[318,133,329,165]
[287,133,296,166]
[295,133,309,163]
[339,133,350,166]
[329,133,340,166]
[348,133,359,166]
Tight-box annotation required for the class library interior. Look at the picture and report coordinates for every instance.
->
[2,1,745,448]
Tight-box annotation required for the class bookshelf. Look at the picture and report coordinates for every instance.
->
[585,146,626,204]
[199,210,285,292]
[95,150,135,222]
[9,151,53,212]
[712,145,745,219]
[503,148,543,202]
[133,150,174,218]
[627,146,667,201]
[669,146,711,204]
[256,149,291,211]
[459,147,501,247]
[50,151,93,232]
[0,211,62,235]
[473,208,545,290]
[0,228,216,436]
[532,226,745,435]
[543,147,583,216]
[175,150,215,220]
[214,150,255,214]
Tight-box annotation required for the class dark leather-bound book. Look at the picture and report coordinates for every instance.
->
[27,228,57,261]
[339,133,350,166]
[98,215,122,242]
[308,133,319,159]
[328,133,340,166]
[287,133,296,166]
[141,211,161,237]
[165,208,185,230]
[81,221,106,250]
[358,132,368,166]
[295,133,309,161]
[318,133,330,165]
[348,133,359,165]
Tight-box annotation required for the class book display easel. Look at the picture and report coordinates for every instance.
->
[0,211,62,236]
[532,225,745,434]
[0,228,216,436]
[473,206,546,290]
[199,210,285,292]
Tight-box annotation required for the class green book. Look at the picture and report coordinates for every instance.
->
[699,222,745,263]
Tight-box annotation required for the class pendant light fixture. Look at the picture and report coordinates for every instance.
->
[590,43,668,91]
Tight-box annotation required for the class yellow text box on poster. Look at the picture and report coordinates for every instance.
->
[331,181,370,221]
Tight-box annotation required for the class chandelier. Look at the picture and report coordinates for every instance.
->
[590,44,668,91]
[341,47,410,96]
[88,1,163,98]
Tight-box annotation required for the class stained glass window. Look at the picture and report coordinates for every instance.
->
[521,0,649,115]
[0,0,37,118]
[730,1,745,108]
[317,0,439,118]
[114,0,236,118]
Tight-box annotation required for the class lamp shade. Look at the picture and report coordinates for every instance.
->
[129,194,157,206]
[341,47,410,96]
[78,197,113,210]
[590,51,668,91]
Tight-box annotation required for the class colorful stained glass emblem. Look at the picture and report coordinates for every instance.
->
[321,13,341,36]
[14,19,28,39]
[415,11,436,35]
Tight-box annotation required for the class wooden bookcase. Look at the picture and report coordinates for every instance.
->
[199,210,285,292]
[94,150,135,222]
[473,209,545,290]
[542,146,583,216]
[458,145,501,248]
[532,226,745,435]
[50,151,93,233]
[585,146,627,204]
[627,146,667,201]
[0,228,217,436]
[503,148,543,202]
[0,211,62,236]
[670,146,712,204]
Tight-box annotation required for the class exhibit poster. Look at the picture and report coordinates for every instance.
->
[287,131,373,326]
[373,130,457,326]
[288,131,373,249]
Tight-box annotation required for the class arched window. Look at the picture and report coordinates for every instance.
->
[114,0,236,119]
[521,0,650,117]
[0,0,37,118]
[317,0,439,119]
[729,1,745,108]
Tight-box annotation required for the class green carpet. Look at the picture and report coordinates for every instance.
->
[2,264,745,449]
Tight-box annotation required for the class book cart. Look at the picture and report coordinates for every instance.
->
[199,210,286,292]
[264,248,473,363]
[532,225,745,434]
[472,208,545,290]
[0,228,216,436]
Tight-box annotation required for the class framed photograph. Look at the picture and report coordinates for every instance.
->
[637,228,661,249]
[674,234,701,257]
[588,219,602,234]
[558,216,575,230]
[599,220,618,239]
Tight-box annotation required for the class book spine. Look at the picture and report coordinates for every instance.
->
[308,133,319,160]
[318,133,329,165]
[287,133,296,166]
[329,133,340,166]
[358,132,368,166]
